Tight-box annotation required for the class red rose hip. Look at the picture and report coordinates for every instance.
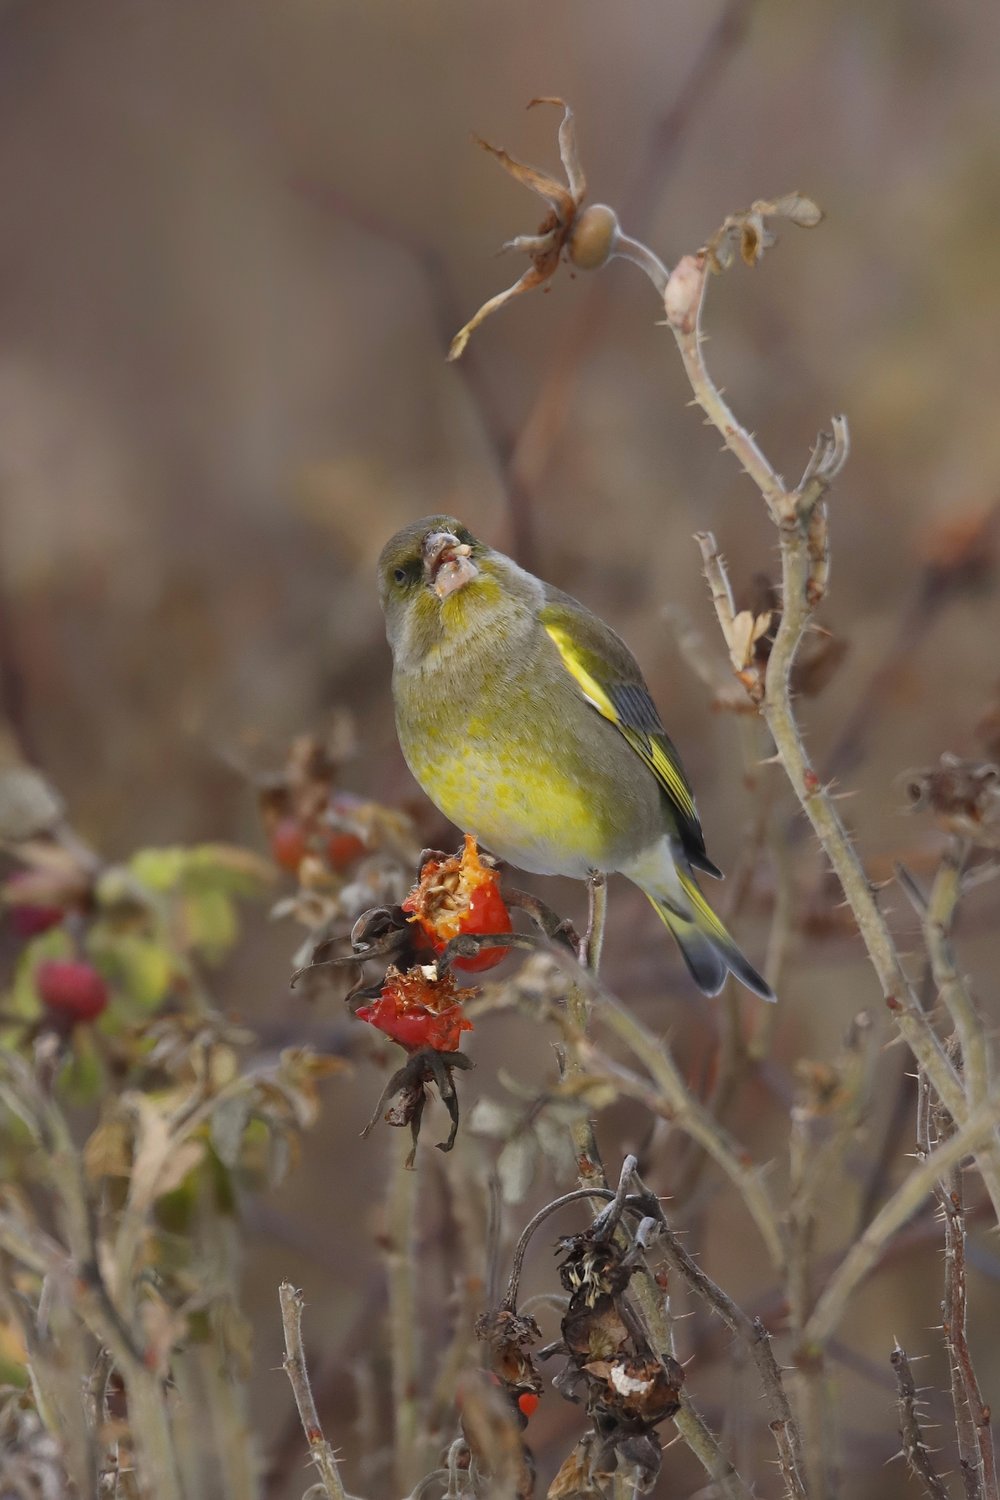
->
[36,960,108,1024]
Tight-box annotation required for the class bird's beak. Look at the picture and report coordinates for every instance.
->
[422,530,479,599]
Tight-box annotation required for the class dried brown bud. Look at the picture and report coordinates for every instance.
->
[475,1307,543,1398]
[906,754,1000,844]
[917,505,997,593]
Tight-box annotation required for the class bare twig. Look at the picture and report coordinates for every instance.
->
[803,1099,1000,1349]
[926,841,991,1116]
[278,1282,348,1500]
[649,1211,806,1497]
[582,996,785,1267]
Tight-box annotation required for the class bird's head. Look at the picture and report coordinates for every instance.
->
[377,516,538,670]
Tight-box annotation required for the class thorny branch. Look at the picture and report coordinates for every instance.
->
[643,1199,806,1498]
[941,1168,996,1500]
[803,1099,999,1349]
[658,244,1000,1221]
[891,1343,950,1500]
[915,1061,998,1500]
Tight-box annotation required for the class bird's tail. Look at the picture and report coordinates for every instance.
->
[646,868,775,1003]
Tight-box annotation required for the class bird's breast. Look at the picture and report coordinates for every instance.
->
[394,649,662,878]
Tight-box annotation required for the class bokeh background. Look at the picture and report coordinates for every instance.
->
[2,1,1000,1495]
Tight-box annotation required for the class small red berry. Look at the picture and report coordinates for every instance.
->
[517,1392,540,1418]
[9,902,65,938]
[270,818,309,873]
[4,871,65,937]
[36,960,108,1024]
[325,830,366,871]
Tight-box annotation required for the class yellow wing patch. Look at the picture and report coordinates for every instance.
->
[621,729,698,825]
[544,621,697,824]
[543,621,618,717]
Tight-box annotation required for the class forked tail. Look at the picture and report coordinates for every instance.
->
[647,869,775,1002]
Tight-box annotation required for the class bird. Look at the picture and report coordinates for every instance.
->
[377,516,774,1002]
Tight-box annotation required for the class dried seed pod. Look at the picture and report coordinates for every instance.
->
[583,1353,684,1426]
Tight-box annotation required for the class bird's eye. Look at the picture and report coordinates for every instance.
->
[393,567,408,586]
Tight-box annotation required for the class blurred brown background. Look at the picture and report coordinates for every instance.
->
[2,1,1000,1495]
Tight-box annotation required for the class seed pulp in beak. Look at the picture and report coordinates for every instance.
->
[422,530,479,599]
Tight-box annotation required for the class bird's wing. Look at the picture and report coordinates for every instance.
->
[539,591,721,877]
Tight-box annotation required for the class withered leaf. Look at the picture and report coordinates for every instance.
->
[83,1118,132,1181]
[548,1436,602,1499]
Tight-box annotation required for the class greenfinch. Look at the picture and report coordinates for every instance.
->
[377,517,773,1001]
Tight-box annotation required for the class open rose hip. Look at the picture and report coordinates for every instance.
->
[356,964,474,1052]
[402,834,513,973]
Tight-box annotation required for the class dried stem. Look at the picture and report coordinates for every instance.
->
[786,1016,873,1496]
[387,1135,422,1492]
[278,1281,347,1500]
[926,840,991,1115]
[551,868,610,1196]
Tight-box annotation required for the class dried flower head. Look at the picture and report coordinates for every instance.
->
[475,1307,544,1422]
[728,573,847,701]
[449,99,621,360]
[704,192,823,272]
